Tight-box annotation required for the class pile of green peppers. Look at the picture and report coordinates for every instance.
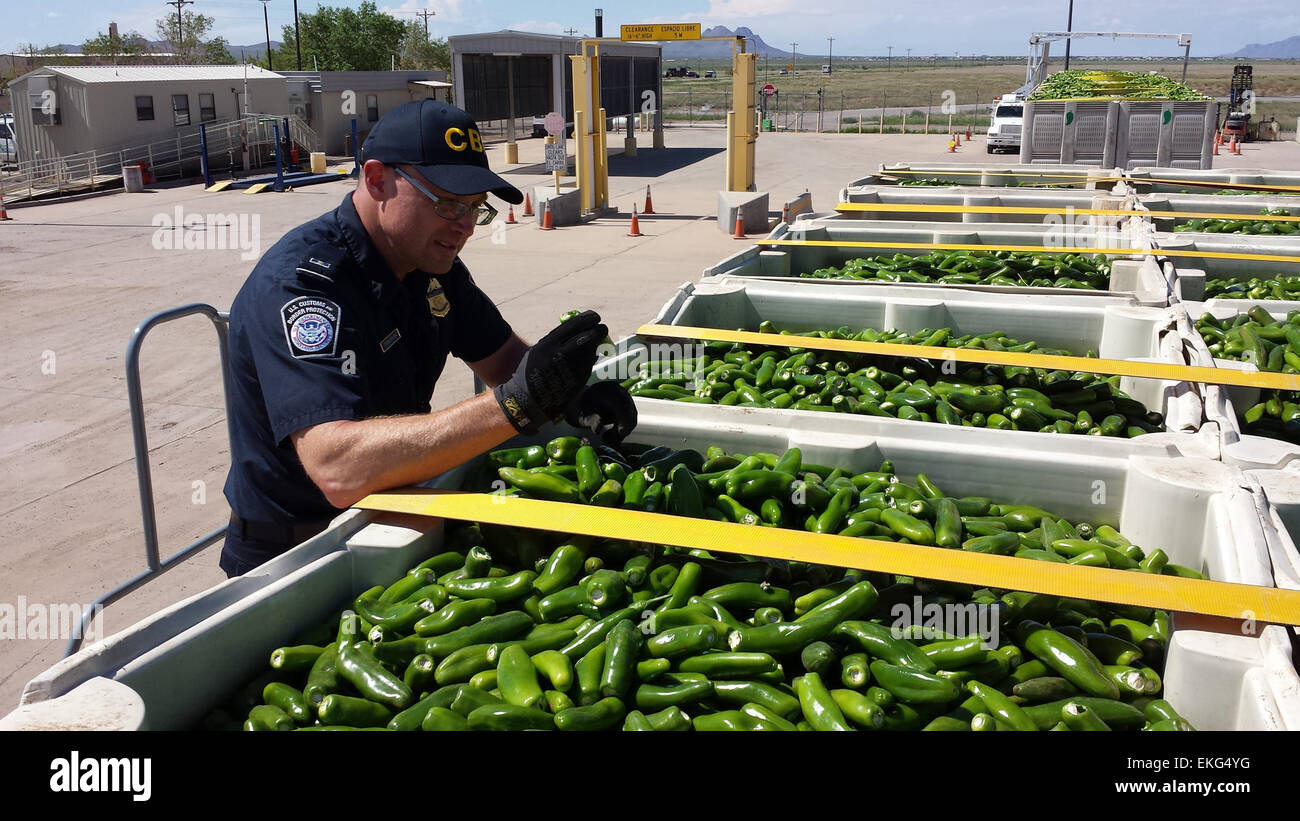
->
[1174,208,1297,235]
[221,443,1198,732]
[801,250,1112,290]
[1204,276,1300,301]
[1195,307,1300,443]
[1030,70,1208,101]
[622,326,1163,437]
[897,177,963,186]
[1179,188,1300,197]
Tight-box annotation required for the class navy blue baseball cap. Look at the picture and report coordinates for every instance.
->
[362,99,523,204]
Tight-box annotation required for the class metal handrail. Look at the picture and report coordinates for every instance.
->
[5,112,315,198]
[65,303,235,657]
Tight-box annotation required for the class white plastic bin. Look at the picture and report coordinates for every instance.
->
[704,220,1169,306]
[610,275,1211,452]
[7,410,1295,730]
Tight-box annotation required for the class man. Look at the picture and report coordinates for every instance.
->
[221,99,625,576]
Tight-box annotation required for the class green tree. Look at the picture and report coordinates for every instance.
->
[290,1,405,71]
[397,20,450,74]
[82,28,150,63]
[155,10,235,64]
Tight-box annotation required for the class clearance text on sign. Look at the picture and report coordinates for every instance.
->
[620,23,702,41]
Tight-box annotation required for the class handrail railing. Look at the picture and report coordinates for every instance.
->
[65,303,235,657]
[3,112,317,199]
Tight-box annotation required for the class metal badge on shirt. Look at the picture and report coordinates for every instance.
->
[281,296,342,359]
[426,277,451,318]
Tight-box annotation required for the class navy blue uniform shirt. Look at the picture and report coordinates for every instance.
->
[221,192,512,575]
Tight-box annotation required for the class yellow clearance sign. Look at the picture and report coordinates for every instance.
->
[620,23,702,41]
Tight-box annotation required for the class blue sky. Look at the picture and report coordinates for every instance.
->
[9,1,1298,57]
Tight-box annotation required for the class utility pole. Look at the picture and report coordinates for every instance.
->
[293,0,302,69]
[790,42,797,73]
[1063,0,1075,70]
[164,0,192,56]
[887,45,893,71]
[415,8,436,39]
[259,0,273,71]
[906,47,911,67]
[827,37,833,74]
[564,28,578,36]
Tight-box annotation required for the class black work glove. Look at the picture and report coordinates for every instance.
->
[494,311,608,434]
[565,381,638,446]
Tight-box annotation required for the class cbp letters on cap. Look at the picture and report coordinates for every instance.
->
[445,127,484,153]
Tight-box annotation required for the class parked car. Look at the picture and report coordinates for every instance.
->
[704,71,716,78]
[0,114,16,165]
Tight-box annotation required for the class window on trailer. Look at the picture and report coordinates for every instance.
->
[199,93,216,122]
[172,94,190,126]
[136,96,155,121]
[367,94,379,122]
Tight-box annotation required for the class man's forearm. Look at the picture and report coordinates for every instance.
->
[293,391,517,509]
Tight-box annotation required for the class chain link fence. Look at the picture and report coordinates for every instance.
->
[661,88,994,134]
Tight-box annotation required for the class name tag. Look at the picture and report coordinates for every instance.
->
[380,328,401,353]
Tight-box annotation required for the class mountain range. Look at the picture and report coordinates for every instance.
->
[662,26,794,59]
[1227,35,1300,59]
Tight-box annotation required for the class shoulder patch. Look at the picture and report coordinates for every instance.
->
[295,244,348,283]
[426,277,451,318]
[282,296,342,359]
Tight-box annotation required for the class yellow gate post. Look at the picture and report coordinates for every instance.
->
[570,45,608,215]
[727,48,757,192]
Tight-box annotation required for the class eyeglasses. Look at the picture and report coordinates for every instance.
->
[392,166,498,226]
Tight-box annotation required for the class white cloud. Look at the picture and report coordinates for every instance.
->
[380,0,465,25]
[698,0,808,19]
[506,20,568,35]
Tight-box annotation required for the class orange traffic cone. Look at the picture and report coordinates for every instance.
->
[732,210,746,239]
[506,203,517,224]
[1212,136,1219,156]
[643,184,655,215]
[628,205,643,237]
[0,195,11,221]
[1234,136,1242,155]
[522,191,534,217]
[966,125,973,140]
[540,199,555,230]
[955,131,962,146]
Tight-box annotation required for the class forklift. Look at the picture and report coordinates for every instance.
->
[1223,64,1252,142]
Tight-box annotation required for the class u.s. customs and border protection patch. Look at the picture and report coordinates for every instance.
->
[282,296,342,359]
[426,277,451,318]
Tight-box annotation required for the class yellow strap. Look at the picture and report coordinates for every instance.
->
[882,169,1117,182]
[836,202,1300,224]
[881,168,1300,193]
[758,238,1300,266]
[353,491,1300,625]
[635,324,1300,391]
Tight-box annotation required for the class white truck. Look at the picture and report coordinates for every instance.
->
[986,93,1024,154]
